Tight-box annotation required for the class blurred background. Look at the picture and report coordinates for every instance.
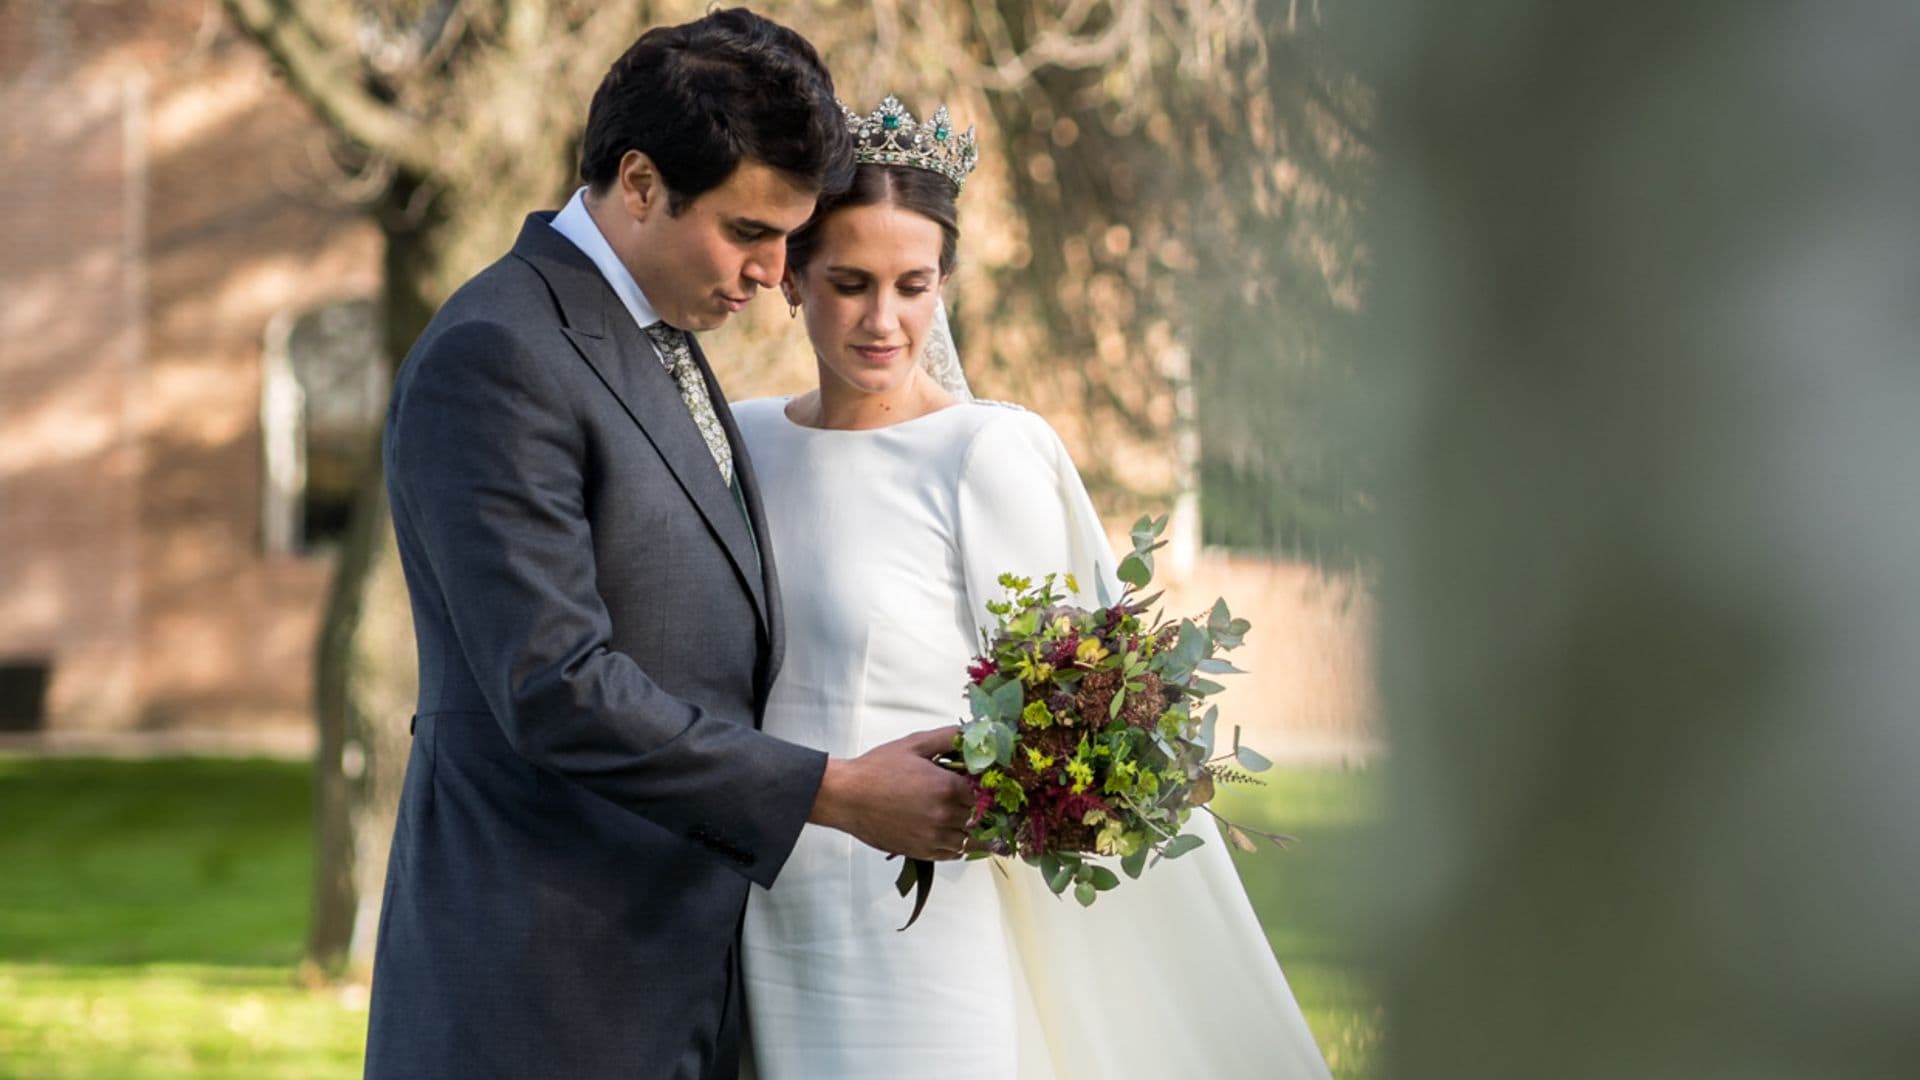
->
[2,1,1380,1075]
[4,0,1917,1078]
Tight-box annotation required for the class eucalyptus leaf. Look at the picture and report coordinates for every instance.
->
[961,725,999,773]
[1087,865,1120,891]
[1129,514,1159,546]
[992,721,1016,767]
[1074,881,1097,907]
[967,684,994,720]
[1208,598,1232,633]
[1196,658,1246,675]
[1117,553,1152,589]
[1162,833,1205,860]
[1174,622,1208,669]
[1046,858,1076,895]
[1121,845,1149,879]
[990,679,1025,722]
[1190,677,1227,696]
[1199,705,1219,751]
[1235,744,1274,773]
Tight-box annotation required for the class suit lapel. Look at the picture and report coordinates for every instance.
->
[511,215,770,637]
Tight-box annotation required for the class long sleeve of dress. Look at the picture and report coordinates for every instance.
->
[954,408,1335,1080]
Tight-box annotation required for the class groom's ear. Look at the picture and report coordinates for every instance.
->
[617,150,666,223]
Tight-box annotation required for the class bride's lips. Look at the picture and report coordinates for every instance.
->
[851,344,903,365]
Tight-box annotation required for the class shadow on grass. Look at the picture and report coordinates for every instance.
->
[0,757,315,967]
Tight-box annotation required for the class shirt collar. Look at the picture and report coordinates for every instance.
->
[548,186,663,333]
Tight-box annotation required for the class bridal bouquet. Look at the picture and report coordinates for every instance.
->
[895,515,1287,928]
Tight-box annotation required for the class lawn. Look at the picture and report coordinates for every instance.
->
[0,756,1380,1079]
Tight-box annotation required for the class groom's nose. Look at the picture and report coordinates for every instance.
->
[741,241,785,291]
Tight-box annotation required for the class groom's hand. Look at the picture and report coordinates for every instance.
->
[809,726,974,861]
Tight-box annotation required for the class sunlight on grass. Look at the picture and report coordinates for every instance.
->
[1218,767,1385,1080]
[0,756,1382,1079]
[0,964,365,1080]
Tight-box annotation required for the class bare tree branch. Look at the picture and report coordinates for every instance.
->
[222,0,437,174]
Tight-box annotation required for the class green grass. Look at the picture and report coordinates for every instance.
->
[1218,769,1384,1080]
[0,757,367,1079]
[0,756,1381,1079]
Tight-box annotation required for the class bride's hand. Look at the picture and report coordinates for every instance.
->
[808,726,975,861]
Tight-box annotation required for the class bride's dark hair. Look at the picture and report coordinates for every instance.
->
[785,164,959,277]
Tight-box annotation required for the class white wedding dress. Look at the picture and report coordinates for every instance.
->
[734,396,1333,1080]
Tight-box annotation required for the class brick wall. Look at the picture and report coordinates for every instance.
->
[0,2,381,733]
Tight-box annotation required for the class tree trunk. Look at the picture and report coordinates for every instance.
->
[1364,2,1920,1076]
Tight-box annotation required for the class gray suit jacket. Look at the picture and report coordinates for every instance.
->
[365,213,826,1079]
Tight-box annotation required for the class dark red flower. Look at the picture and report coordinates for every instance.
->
[967,657,999,684]
[1046,632,1081,667]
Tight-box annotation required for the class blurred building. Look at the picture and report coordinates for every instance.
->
[0,1,381,738]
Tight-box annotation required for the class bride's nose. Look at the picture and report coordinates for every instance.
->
[860,292,901,335]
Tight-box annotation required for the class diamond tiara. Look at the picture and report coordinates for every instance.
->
[841,95,980,194]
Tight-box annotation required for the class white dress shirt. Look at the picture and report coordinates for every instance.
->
[548,186,663,333]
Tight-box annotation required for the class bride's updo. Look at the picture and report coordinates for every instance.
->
[785,162,960,278]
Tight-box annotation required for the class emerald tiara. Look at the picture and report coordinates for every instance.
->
[842,95,980,194]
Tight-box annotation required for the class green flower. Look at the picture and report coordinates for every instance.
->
[1064,758,1094,794]
[1022,700,1055,730]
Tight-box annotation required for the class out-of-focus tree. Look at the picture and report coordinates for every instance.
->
[220,0,1368,977]
[827,1,1369,551]
[1358,2,1920,1076]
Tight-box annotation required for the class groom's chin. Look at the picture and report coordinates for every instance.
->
[678,304,735,333]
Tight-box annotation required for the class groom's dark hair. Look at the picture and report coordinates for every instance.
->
[580,8,854,213]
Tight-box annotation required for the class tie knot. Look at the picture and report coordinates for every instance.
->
[644,321,691,371]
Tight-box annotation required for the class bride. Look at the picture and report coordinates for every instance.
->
[732,97,1333,1080]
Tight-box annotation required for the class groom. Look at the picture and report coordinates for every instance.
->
[365,9,974,1078]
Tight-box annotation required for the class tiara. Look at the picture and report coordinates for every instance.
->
[841,95,980,193]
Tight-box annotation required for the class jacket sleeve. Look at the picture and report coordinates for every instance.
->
[384,318,825,887]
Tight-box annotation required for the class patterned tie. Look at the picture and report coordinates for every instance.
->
[643,321,733,485]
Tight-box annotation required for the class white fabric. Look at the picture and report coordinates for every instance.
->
[734,397,1332,1080]
[548,186,663,332]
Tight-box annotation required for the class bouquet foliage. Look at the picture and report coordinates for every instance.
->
[894,515,1289,926]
